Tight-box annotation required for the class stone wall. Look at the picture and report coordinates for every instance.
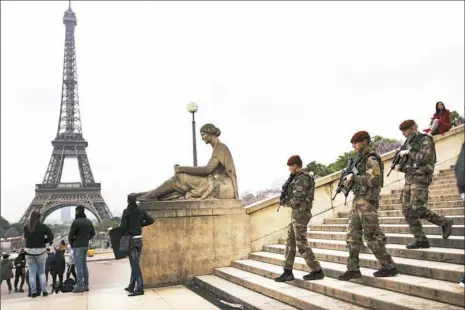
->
[246,124,464,250]
[139,199,249,287]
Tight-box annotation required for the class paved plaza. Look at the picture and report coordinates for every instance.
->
[1,258,220,310]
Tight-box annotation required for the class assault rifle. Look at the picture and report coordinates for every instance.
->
[277,173,296,212]
[387,143,412,177]
[332,157,362,206]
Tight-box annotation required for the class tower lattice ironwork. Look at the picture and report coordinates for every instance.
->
[20,3,112,224]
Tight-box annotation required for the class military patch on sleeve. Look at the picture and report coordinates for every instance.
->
[367,157,381,177]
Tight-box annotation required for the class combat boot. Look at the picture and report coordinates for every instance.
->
[406,240,430,249]
[274,269,294,282]
[303,269,324,280]
[373,267,398,277]
[442,218,453,239]
[337,270,362,281]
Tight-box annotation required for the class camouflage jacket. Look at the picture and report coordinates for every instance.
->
[352,148,383,202]
[399,132,436,185]
[288,170,314,211]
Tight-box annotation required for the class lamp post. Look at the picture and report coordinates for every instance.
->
[187,102,198,166]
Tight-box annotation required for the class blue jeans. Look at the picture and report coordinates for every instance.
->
[26,253,47,294]
[129,239,143,291]
[74,247,89,289]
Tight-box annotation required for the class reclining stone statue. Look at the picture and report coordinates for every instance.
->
[131,123,238,202]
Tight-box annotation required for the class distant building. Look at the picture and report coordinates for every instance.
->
[61,207,73,223]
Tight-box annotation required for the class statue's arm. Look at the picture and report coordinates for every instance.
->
[178,158,220,176]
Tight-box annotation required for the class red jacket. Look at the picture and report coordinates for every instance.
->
[425,109,451,134]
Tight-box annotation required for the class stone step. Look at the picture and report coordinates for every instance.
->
[379,200,464,211]
[260,246,463,283]
[249,251,464,307]
[304,231,465,249]
[435,170,457,178]
[194,274,299,310]
[310,224,464,236]
[230,259,463,310]
[385,188,459,199]
[301,238,465,264]
[380,194,462,205]
[390,185,459,195]
[325,215,465,226]
[213,267,368,310]
[430,179,460,186]
[340,207,464,218]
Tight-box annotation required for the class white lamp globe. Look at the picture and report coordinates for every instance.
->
[187,102,198,113]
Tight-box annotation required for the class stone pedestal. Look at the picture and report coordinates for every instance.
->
[139,199,249,287]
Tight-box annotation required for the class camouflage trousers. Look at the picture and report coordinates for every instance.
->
[402,182,447,242]
[346,198,395,272]
[284,208,321,271]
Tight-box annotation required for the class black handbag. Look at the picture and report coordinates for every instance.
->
[109,226,129,260]
[119,235,132,253]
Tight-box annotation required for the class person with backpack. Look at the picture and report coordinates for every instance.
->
[395,120,453,249]
[50,247,66,294]
[1,253,14,293]
[45,248,53,286]
[274,155,325,283]
[337,131,398,281]
[66,243,76,281]
[68,206,95,293]
[23,210,54,298]
[13,248,26,292]
[455,142,465,287]
[120,195,154,296]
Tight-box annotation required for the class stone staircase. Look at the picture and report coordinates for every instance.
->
[195,167,465,310]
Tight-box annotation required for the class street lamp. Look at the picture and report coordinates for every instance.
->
[187,102,198,166]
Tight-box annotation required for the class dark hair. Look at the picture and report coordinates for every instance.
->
[28,211,41,232]
[75,206,87,219]
[436,101,446,114]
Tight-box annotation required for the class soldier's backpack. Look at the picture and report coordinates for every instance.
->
[365,152,384,187]
[305,172,316,206]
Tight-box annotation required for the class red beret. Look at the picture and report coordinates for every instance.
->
[350,131,370,143]
[399,119,416,130]
[287,155,302,166]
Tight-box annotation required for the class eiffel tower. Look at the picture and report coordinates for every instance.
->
[20,2,112,224]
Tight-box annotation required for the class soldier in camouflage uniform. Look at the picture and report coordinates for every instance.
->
[395,120,453,249]
[274,155,325,282]
[338,131,398,281]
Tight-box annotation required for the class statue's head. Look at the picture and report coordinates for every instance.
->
[200,123,221,144]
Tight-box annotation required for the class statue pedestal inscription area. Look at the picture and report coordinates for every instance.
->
[140,199,249,287]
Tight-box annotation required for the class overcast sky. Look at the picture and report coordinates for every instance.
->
[1,1,464,222]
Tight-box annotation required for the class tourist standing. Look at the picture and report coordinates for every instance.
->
[66,243,76,281]
[50,247,66,294]
[1,253,14,293]
[120,195,154,296]
[68,206,95,293]
[45,248,53,286]
[13,248,26,292]
[23,210,54,298]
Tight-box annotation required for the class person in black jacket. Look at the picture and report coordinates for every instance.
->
[14,248,26,292]
[120,195,154,296]
[23,210,54,298]
[50,247,66,294]
[68,206,95,293]
[456,142,464,288]
[45,248,53,286]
